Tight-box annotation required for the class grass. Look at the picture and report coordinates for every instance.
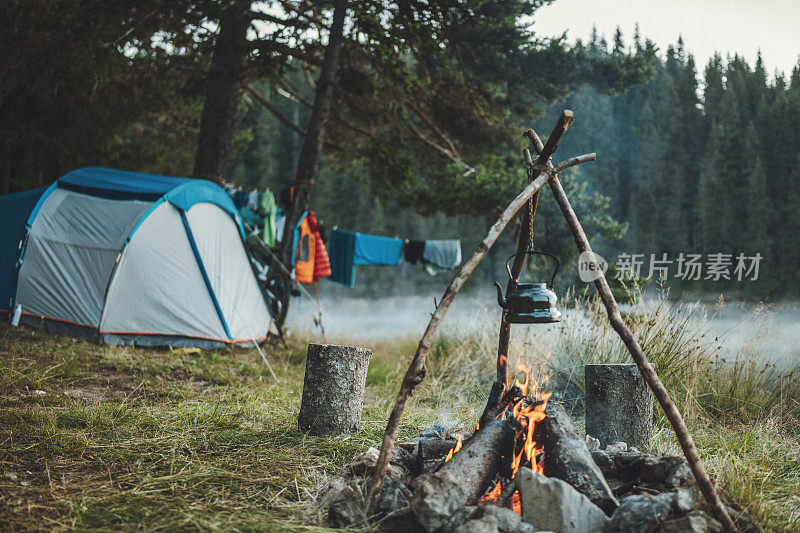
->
[1,292,799,531]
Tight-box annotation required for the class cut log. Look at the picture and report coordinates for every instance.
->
[534,401,619,514]
[411,420,516,532]
[298,343,372,436]
[585,363,654,449]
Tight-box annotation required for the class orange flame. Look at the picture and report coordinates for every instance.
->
[511,491,522,514]
[444,438,462,463]
[480,480,502,502]
[509,392,550,475]
[514,363,532,396]
[481,364,550,515]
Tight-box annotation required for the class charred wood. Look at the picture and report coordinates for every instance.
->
[411,420,516,532]
[534,401,619,514]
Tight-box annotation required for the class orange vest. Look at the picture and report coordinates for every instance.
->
[294,216,315,284]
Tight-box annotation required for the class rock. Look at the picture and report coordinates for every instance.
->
[605,441,628,453]
[328,484,368,528]
[412,470,470,532]
[444,506,478,531]
[421,426,452,439]
[515,467,610,533]
[670,489,700,514]
[664,461,694,488]
[374,476,413,516]
[349,447,405,479]
[603,493,673,533]
[479,504,522,532]
[350,447,380,475]
[585,435,601,451]
[591,451,695,488]
[656,511,722,533]
[514,523,537,533]
[453,513,500,533]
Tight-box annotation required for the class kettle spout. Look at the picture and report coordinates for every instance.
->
[493,281,507,308]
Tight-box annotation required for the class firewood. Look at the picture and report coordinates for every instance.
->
[585,363,654,448]
[534,401,619,513]
[411,420,516,532]
[297,343,372,436]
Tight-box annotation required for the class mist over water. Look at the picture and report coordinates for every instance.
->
[286,288,800,370]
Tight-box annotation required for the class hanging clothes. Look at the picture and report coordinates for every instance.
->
[232,189,247,209]
[238,206,262,229]
[247,190,260,211]
[422,239,462,270]
[294,213,315,284]
[328,228,356,287]
[403,240,425,264]
[275,209,286,245]
[261,190,277,247]
[353,232,403,266]
[307,212,331,281]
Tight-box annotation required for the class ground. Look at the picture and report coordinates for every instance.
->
[1,293,798,531]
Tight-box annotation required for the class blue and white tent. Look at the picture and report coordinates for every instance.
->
[0,167,273,348]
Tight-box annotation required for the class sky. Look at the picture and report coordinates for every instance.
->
[530,0,800,77]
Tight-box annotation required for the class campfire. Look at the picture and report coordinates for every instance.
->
[443,364,550,516]
[316,113,740,533]
[324,363,719,533]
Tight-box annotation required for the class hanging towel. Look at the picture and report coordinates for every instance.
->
[403,240,425,264]
[422,239,462,269]
[233,190,247,209]
[353,233,403,266]
[275,209,286,244]
[328,228,356,287]
[247,190,260,210]
[261,190,277,247]
[307,212,332,281]
[238,206,262,228]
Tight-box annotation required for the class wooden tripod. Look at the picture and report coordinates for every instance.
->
[365,110,737,533]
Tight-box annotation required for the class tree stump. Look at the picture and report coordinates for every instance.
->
[298,343,372,436]
[585,364,653,449]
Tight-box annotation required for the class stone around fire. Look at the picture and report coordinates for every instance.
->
[515,467,609,533]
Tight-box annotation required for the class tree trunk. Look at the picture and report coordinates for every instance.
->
[585,363,653,449]
[280,0,347,266]
[298,343,371,436]
[192,3,251,183]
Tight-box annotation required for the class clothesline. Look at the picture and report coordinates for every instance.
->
[224,185,462,289]
[327,228,461,288]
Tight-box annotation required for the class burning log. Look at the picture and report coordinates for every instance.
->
[411,420,516,532]
[534,401,619,513]
[298,343,372,436]
[585,363,653,448]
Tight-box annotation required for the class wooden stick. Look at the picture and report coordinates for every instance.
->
[364,152,555,514]
[523,128,738,533]
[496,111,576,386]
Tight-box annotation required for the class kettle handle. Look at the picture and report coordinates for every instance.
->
[505,250,560,289]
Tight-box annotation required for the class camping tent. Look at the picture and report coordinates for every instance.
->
[0,167,273,348]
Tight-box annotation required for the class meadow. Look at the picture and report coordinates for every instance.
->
[1,293,798,531]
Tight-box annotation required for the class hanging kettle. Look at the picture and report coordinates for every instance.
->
[494,250,561,324]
